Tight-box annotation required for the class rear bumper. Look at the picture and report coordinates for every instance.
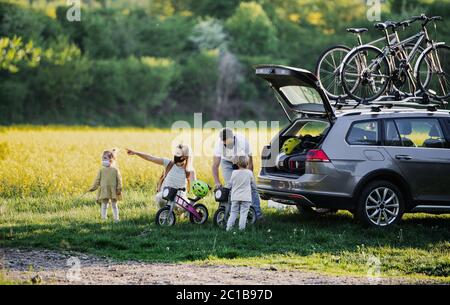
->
[257,158,358,210]
[257,186,355,210]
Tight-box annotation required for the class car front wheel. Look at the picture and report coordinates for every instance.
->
[356,181,405,228]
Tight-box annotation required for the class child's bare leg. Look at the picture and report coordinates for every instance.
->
[111,199,119,222]
[101,199,109,219]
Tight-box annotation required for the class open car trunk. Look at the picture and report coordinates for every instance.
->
[255,65,335,123]
[256,65,334,177]
[262,119,330,176]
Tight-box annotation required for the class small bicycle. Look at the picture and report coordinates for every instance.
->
[212,187,257,228]
[155,186,209,226]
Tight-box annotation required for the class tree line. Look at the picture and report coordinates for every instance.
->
[1,0,449,126]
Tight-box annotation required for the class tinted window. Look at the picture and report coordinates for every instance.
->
[347,121,379,145]
[393,118,447,148]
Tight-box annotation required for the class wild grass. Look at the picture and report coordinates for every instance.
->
[0,126,449,282]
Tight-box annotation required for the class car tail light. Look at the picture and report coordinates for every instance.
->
[306,149,330,162]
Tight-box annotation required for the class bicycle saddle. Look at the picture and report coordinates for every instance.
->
[346,28,368,34]
[374,21,396,30]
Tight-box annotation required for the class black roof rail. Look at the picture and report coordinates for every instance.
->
[330,95,448,111]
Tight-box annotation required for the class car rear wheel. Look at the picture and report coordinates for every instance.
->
[356,181,405,228]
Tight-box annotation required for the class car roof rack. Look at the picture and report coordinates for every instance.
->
[331,94,448,112]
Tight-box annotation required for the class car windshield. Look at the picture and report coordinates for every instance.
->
[279,86,323,106]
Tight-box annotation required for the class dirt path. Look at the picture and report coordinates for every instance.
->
[0,248,436,285]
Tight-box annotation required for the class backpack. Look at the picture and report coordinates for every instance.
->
[156,161,191,193]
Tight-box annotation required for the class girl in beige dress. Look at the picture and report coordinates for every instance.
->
[89,149,122,222]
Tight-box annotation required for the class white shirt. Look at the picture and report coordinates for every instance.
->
[214,133,252,162]
[229,169,254,202]
[161,158,187,190]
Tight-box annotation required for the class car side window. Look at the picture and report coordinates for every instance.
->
[347,120,379,145]
[393,118,447,149]
[384,120,402,146]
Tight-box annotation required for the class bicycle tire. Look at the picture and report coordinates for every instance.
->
[155,206,176,226]
[341,45,391,102]
[392,43,427,96]
[415,44,450,100]
[315,45,351,99]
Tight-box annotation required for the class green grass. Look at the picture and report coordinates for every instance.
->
[1,191,449,282]
[0,272,17,285]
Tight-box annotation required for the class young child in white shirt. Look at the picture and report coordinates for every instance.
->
[126,144,195,208]
[226,155,254,231]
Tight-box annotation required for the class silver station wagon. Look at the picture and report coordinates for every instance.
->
[256,65,450,228]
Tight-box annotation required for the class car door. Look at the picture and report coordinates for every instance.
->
[255,65,336,124]
[382,117,450,204]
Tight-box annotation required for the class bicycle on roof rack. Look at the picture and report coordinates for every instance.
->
[315,26,398,99]
[339,14,449,102]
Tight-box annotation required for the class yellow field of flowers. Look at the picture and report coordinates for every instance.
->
[0,126,278,198]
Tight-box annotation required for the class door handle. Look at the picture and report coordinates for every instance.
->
[395,155,412,160]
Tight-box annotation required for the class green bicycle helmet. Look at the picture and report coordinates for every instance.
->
[281,137,301,155]
[191,180,209,198]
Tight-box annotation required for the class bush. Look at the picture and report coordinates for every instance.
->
[137,15,195,59]
[0,79,28,124]
[86,56,177,126]
[0,3,62,47]
[171,50,219,118]
[225,2,278,56]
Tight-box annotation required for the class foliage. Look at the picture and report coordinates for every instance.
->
[85,56,178,126]
[189,18,227,51]
[1,0,449,125]
[0,36,41,73]
[225,2,278,56]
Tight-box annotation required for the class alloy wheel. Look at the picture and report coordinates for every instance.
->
[365,187,400,227]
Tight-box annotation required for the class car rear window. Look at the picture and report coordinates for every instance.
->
[297,121,329,137]
[280,86,323,106]
[347,120,379,146]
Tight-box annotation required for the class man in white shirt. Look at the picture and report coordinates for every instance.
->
[212,128,263,219]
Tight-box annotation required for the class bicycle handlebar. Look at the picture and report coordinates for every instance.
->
[410,14,443,26]
[374,14,442,32]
